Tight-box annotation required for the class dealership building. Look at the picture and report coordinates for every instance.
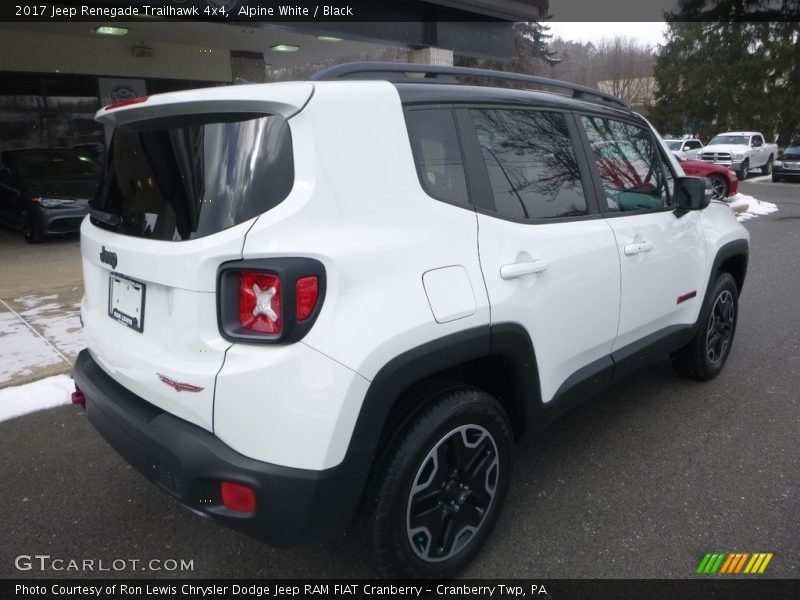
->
[0,1,545,152]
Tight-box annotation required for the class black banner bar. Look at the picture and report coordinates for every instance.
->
[3,579,800,600]
[2,0,798,23]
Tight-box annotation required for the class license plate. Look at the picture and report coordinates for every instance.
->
[108,273,146,332]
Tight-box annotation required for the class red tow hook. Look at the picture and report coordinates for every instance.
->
[71,387,86,406]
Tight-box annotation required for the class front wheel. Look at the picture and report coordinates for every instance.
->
[20,209,44,244]
[736,160,749,181]
[762,157,773,175]
[672,272,739,380]
[362,385,512,578]
[708,174,729,199]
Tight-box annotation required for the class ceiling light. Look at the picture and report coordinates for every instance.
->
[317,35,342,42]
[270,44,299,52]
[94,26,128,37]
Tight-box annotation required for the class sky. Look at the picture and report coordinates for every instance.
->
[545,22,669,48]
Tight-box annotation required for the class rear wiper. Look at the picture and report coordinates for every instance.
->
[90,209,121,227]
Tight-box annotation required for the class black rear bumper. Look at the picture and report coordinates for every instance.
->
[73,349,371,547]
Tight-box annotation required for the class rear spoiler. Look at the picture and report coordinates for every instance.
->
[95,82,314,127]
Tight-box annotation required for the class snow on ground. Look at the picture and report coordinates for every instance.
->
[13,294,85,357]
[0,374,74,422]
[724,193,779,222]
[0,311,67,382]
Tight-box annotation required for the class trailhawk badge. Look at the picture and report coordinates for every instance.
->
[157,374,204,393]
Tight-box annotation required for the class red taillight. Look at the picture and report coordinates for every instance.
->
[220,481,257,513]
[239,272,282,334]
[104,96,149,111]
[71,390,85,406]
[296,276,319,321]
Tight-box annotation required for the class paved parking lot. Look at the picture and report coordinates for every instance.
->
[1,179,798,579]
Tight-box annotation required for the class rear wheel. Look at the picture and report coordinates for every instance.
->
[672,272,738,380]
[363,385,512,578]
[708,174,729,199]
[762,157,773,175]
[772,174,782,182]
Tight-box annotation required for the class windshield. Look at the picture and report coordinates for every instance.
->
[709,135,749,146]
[782,145,800,157]
[11,150,101,180]
[91,113,294,241]
[664,141,682,150]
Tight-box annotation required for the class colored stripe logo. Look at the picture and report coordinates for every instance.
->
[696,552,773,574]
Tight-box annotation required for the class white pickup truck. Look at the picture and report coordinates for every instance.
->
[700,131,778,180]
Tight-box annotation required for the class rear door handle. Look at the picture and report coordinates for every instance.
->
[500,259,548,280]
[624,240,654,256]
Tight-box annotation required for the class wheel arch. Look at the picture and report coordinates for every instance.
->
[709,239,749,298]
[346,323,540,509]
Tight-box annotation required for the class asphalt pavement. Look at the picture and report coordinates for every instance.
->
[1,179,798,579]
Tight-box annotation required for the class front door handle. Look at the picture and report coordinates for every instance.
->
[500,259,548,280]
[624,240,654,256]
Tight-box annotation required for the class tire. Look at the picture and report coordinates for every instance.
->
[672,272,739,381]
[362,384,512,578]
[762,156,773,175]
[736,160,749,181]
[708,174,729,200]
[20,209,44,244]
[772,174,781,183]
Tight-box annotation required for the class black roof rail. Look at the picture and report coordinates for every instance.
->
[311,62,628,109]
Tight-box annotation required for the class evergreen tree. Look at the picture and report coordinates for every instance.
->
[651,1,800,144]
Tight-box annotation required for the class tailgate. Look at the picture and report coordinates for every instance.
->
[80,82,312,431]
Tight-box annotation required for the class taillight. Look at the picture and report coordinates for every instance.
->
[217,258,326,344]
[296,276,319,321]
[239,272,282,334]
[220,481,257,513]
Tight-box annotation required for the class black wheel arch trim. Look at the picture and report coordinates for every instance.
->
[705,238,749,300]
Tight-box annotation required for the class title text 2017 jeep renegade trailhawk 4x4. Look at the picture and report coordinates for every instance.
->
[73,63,749,578]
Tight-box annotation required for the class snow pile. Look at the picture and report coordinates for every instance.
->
[0,374,74,423]
[724,193,779,222]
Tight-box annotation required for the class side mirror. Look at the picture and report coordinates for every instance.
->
[675,176,710,211]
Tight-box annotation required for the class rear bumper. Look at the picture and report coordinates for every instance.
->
[73,349,371,547]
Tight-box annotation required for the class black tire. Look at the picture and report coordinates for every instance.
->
[362,384,512,578]
[762,157,773,175]
[708,174,729,200]
[20,209,44,244]
[772,174,781,183]
[736,160,749,181]
[672,272,739,380]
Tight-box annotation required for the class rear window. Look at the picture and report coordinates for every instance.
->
[91,113,293,241]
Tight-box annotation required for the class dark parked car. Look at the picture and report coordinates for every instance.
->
[0,148,101,243]
[772,142,800,182]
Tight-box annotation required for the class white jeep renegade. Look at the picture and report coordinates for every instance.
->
[73,63,750,578]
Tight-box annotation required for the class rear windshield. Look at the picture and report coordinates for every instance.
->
[91,113,293,241]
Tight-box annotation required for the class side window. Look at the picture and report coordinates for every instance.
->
[470,108,587,220]
[688,140,703,150]
[752,134,763,146]
[581,115,674,213]
[404,108,469,205]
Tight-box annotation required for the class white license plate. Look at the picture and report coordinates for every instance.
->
[108,273,146,332]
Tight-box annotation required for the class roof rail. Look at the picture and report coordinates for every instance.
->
[311,62,628,109]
